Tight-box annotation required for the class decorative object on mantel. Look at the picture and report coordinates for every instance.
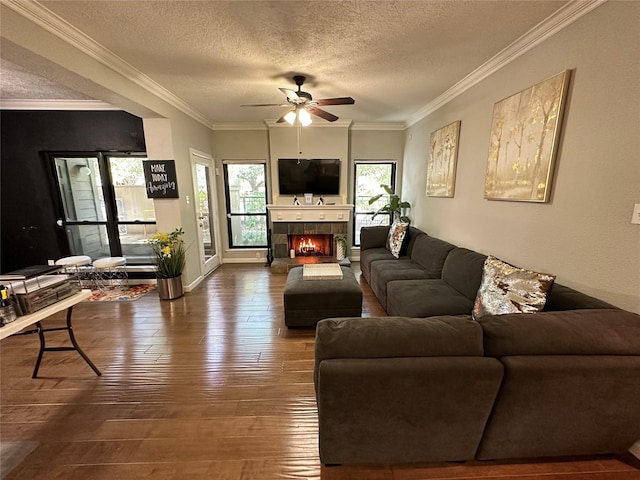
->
[426,120,461,198]
[147,228,186,300]
[334,234,347,261]
[316,196,324,206]
[293,196,301,205]
[484,70,570,202]
[369,184,412,223]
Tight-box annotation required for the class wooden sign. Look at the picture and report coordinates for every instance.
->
[143,160,179,198]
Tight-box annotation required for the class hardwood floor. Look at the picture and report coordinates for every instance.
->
[1,264,638,479]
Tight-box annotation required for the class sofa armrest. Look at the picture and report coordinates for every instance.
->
[360,225,390,250]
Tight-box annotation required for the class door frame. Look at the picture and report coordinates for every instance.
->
[190,148,221,276]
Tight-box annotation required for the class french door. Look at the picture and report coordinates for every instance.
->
[190,150,220,276]
[50,152,157,263]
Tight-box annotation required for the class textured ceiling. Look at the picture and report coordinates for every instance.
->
[2,0,570,125]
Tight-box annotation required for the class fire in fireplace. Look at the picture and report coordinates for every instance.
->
[289,234,333,257]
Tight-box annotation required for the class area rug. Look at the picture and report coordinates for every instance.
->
[85,284,156,302]
[0,441,38,479]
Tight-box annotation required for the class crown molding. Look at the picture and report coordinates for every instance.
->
[264,119,353,128]
[407,0,606,127]
[0,99,120,110]
[212,120,405,131]
[211,122,268,131]
[2,0,212,127]
[350,122,406,131]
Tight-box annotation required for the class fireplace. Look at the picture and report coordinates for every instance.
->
[269,219,349,273]
[289,234,333,257]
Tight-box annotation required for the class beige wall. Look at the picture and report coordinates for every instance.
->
[401,1,640,313]
[268,123,350,205]
[210,126,406,262]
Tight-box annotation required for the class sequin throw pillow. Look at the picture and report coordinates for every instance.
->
[472,256,556,320]
[386,221,409,258]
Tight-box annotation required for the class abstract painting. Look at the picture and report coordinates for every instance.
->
[426,120,461,197]
[484,70,570,202]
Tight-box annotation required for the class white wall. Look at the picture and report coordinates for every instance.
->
[401,1,640,313]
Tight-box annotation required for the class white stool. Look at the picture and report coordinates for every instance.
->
[92,256,128,290]
[55,255,92,288]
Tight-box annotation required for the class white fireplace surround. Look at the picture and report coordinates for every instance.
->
[267,204,353,223]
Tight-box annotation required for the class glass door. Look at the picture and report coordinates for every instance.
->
[51,153,156,263]
[53,156,111,260]
[191,150,220,275]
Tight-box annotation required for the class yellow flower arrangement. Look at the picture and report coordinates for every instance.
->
[147,228,186,278]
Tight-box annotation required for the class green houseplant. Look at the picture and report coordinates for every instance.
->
[334,233,347,261]
[147,228,186,300]
[368,184,412,223]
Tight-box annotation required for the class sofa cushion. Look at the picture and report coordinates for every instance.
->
[409,234,456,275]
[479,308,640,357]
[359,247,396,283]
[386,279,475,317]
[441,248,488,300]
[544,283,616,311]
[315,315,484,364]
[370,260,435,310]
[476,355,640,460]
[472,256,555,320]
[360,225,391,250]
[386,221,409,258]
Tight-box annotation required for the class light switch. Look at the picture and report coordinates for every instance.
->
[632,204,640,225]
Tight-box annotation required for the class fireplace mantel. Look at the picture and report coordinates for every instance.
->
[267,204,353,223]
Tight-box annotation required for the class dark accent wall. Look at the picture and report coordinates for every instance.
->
[0,110,145,273]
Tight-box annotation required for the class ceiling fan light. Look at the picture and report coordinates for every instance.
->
[284,110,296,125]
[299,108,312,126]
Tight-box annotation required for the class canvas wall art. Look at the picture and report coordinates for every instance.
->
[484,70,570,202]
[426,120,461,197]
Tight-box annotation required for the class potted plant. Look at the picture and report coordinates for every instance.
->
[147,227,186,300]
[334,233,347,261]
[368,184,411,223]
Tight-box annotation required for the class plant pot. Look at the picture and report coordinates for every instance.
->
[157,275,183,300]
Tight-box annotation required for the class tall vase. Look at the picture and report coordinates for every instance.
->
[335,241,345,261]
[157,275,183,300]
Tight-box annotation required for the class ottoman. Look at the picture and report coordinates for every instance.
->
[284,266,362,327]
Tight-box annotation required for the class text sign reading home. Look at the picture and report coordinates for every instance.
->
[143,160,179,198]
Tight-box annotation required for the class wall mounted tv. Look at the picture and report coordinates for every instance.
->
[278,158,341,195]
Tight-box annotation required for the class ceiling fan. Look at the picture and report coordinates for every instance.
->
[241,75,355,125]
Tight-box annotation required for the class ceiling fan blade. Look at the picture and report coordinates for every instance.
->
[314,97,355,106]
[306,106,339,122]
[279,87,300,102]
[241,103,288,107]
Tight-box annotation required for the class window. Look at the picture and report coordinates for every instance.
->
[50,152,156,264]
[223,162,268,248]
[353,161,396,246]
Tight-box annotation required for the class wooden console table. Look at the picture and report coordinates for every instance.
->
[0,289,101,378]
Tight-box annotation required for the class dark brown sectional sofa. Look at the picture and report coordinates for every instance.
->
[313,225,640,465]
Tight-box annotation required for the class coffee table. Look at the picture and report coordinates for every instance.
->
[283,265,362,328]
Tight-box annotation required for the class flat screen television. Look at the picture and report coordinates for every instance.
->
[278,158,340,195]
